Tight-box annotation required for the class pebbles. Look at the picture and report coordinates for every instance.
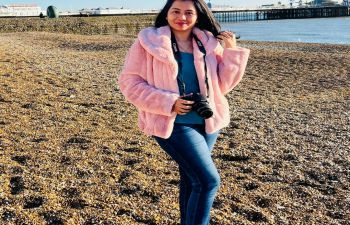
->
[0,16,154,35]
[0,29,349,224]
[9,176,25,195]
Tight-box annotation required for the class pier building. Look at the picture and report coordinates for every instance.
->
[0,4,43,17]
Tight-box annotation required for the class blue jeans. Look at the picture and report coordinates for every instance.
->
[154,123,220,225]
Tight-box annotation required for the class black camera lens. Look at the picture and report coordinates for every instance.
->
[197,106,213,119]
[185,93,213,119]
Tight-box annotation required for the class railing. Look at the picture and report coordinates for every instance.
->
[213,6,350,23]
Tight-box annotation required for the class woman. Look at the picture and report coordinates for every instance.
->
[118,0,250,224]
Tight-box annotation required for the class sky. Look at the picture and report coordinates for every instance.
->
[1,0,291,11]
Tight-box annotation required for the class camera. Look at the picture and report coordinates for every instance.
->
[182,93,213,119]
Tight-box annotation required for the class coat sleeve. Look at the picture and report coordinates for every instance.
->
[215,46,250,95]
[118,39,179,116]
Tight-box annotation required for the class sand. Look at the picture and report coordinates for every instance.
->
[0,31,349,224]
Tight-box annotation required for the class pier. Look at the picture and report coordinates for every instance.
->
[213,6,350,22]
[71,6,349,23]
[1,5,349,23]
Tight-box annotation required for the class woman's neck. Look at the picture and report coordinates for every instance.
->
[172,29,192,42]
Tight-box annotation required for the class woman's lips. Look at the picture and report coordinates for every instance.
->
[176,22,187,26]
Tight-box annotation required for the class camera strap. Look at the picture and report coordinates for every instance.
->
[171,31,210,98]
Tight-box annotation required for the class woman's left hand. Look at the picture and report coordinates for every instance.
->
[217,31,237,49]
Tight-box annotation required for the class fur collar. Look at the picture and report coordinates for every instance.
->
[138,26,220,64]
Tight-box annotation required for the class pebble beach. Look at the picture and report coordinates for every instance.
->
[0,30,349,224]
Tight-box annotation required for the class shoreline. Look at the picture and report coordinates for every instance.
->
[3,29,350,46]
[222,17,350,46]
[1,15,350,46]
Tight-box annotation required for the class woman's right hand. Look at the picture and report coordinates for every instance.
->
[172,97,194,115]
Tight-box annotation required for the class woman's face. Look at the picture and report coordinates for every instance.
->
[167,0,198,32]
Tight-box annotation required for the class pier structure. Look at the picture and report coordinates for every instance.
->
[0,4,43,17]
[1,4,349,21]
[212,6,350,22]
[74,6,349,23]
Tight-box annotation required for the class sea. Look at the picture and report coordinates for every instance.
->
[221,17,350,45]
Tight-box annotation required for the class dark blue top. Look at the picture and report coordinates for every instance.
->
[175,52,204,124]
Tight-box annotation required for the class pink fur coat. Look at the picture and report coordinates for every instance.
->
[118,26,250,138]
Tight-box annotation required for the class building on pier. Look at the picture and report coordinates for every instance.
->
[312,0,344,6]
[0,4,43,17]
[207,0,212,9]
[79,7,132,16]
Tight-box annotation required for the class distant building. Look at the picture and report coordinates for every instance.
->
[79,7,132,16]
[260,0,342,8]
[207,0,212,9]
[261,4,276,8]
[312,0,341,6]
[0,4,43,17]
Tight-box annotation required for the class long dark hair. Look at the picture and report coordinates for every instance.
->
[155,0,221,37]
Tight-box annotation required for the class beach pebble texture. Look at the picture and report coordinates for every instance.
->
[0,30,349,224]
